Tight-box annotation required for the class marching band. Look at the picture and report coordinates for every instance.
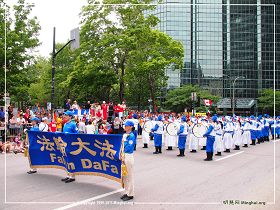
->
[141,113,280,161]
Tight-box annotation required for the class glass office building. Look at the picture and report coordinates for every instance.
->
[149,0,279,112]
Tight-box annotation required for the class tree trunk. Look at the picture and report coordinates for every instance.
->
[119,67,125,102]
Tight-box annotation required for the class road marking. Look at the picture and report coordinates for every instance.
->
[54,188,124,210]
[215,151,244,162]
[271,139,280,142]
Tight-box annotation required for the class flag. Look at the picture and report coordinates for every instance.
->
[203,99,213,106]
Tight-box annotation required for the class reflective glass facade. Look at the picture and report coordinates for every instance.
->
[150,0,279,100]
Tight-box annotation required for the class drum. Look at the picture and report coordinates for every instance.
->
[143,120,153,133]
[192,124,208,138]
[166,122,179,136]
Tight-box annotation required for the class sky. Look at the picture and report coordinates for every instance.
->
[8,0,87,57]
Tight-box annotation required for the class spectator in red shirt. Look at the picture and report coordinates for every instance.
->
[101,101,108,120]
[118,104,124,118]
[114,103,119,118]
[49,118,57,132]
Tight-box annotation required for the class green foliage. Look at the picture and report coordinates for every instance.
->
[164,85,220,113]
[0,0,40,104]
[75,0,183,107]
[258,89,280,115]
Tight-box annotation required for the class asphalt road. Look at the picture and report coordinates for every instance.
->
[1,137,280,210]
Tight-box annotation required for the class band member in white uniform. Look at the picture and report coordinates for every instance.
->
[214,118,224,156]
[233,118,242,150]
[199,117,207,150]
[165,119,178,150]
[141,115,150,148]
[188,118,198,153]
[241,118,251,147]
[223,116,233,153]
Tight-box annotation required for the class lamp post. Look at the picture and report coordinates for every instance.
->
[232,76,245,115]
[51,27,76,110]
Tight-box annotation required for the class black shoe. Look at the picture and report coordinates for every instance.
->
[142,144,148,148]
[243,144,248,148]
[190,150,197,153]
[215,152,222,156]
[120,194,127,199]
[204,152,212,161]
[166,146,172,150]
[153,151,159,154]
[65,178,75,183]
[27,170,37,174]
[158,147,162,154]
[201,146,206,150]
[233,145,240,150]
[122,195,134,201]
[61,177,69,182]
[224,149,230,153]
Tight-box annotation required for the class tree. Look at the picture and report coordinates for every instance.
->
[127,29,184,109]
[258,89,280,115]
[75,0,183,107]
[28,57,51,105]
[0,0,40,105]
[77,0,163,102]
[164,85,220,113]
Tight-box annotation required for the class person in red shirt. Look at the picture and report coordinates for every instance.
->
[114,103,119,118]
[101,101,108,120]
[118,104,124,118]
[49,118,57,132]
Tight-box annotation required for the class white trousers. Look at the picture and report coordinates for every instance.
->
[123,154,134,196]
[142,131,150,144]
[214,135,224,152]
[188,134,198,150]
[242,131,251,145]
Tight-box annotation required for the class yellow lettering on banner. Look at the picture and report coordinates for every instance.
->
[102,160,109,171]
[93,161,102,170]
[70,138,97,156]
[67,162,75,170]
[58,156,64,164]
[80,159,119,174]
[111,165,118,174]
[53,137,67,156]
[50,153,57,162]
[81,159,92,169]
[94,140,117,160]
[37,135,55,152]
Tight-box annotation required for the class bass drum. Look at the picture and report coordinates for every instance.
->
[143,120,153,133]
[192,124,208,138]
[166,122,179,136]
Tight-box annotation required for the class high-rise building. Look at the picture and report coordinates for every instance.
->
[149,0,279,113]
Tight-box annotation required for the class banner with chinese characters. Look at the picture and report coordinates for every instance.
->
[27,131,123,183]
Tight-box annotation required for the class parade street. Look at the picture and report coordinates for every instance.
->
[1,138,280,210]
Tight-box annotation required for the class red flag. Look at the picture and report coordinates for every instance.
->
[203,99,213,106]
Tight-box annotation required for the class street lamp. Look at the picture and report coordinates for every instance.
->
[232,76,245,115]
[51,27,79,110]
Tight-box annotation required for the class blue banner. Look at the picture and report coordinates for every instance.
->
[27,131,123,183]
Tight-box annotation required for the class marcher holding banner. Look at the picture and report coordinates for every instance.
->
[61,110,78,183]
[121,120,136,201]
[27,117,40,174]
